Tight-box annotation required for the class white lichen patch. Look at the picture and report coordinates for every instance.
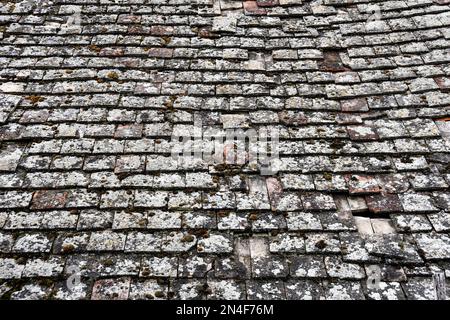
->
[198,233,232,253]
[218,212,249,230]
[12,233,52,253]
[269,233,305,253]
[147,211,182,229]
[367,282,404,300]
[141,257,178,278]
[10,284,50,300]
[208,280,243,300]
[0,258,25,279]
[23,257,65,277]
[286,212,322,231]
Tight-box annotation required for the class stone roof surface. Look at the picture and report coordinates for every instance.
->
[0,0,450,300]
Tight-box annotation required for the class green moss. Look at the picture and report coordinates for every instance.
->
[106,71,119,80]
[323,172,333,181]
[103,258,114,266]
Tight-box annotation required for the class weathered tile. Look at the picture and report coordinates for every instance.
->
[129,279,168,300]
[285,280,324,300]
[366,282,405,300]
[323,281,365,300]
[247,280,285,300]
[1,0,450,301]
[12,233,52,253]
[91,277,130,300]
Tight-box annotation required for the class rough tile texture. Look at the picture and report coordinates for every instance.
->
[0,0,450,300]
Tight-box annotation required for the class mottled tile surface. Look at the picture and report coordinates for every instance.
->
[0,0,450,300]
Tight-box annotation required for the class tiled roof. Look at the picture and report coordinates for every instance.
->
[0,0,450,300]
